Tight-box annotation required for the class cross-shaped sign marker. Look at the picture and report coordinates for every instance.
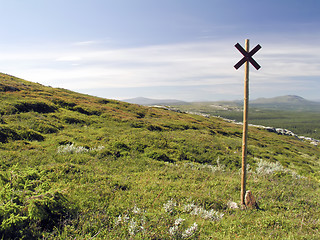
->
[234,43,261,70]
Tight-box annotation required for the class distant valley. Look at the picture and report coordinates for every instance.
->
[124,95,320,139]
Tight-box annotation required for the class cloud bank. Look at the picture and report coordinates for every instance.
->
[0,37,319,101]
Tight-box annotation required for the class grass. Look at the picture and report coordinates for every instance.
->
[0,73,319,239]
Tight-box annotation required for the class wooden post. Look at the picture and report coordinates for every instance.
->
[241,39,250,207]
[234,39,261,207]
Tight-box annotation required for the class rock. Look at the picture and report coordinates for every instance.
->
[245,190,259,209]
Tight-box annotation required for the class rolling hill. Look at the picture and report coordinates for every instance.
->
[250,95,320,110]
[123,97,188,106]
[0,73,319,239]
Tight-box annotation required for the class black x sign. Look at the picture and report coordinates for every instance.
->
[234,43,261,70]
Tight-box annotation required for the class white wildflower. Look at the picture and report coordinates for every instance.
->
[174,217,185,226]
[183,202,197,212]
[169,218,185,236]
[90,145,105,151]
[186,204,224,221]
[190,206,202,216]
[183,159,225,173]
[57,144,104,154]
[201,209,224,221]
[163,199,176,213]
[114,214,130,226]
[114,215,122,226]
[256,159,284,175]
[182,222,198,239]
[128,218,137,236]
[132,205,141,214]
[169,225,179,236]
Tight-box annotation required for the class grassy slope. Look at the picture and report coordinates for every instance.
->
[0,73,319,239]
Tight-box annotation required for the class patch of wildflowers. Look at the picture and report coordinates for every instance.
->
[163,199,176,213]
[132,205,141,214]
[169,217,185,237]
[57,144,104,154]
[182,222,198,239]
[184,158,225,173]
[128,218,137,236]
[183,202,197,212]
[183,203,224,221]
[114,214,129,226]
[255,159,303,178]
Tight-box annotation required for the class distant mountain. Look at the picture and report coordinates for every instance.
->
[123,97,189,106]
[251,95,309,104]
[250,95,320,110]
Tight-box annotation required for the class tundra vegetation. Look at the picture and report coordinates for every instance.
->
[0,73,319,239]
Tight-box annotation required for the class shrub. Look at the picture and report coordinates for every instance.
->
[14,101,57,114]
[147,150,174,163]
[19,129,44,141]
[147,124,163,131]
[62,116,86,124]
[35,124,59,134]
[0,83,19,92]
[113,142,130,151]
[0,167,76,239]
[0,126,21,143]
[52,99,76,109]
[73,106,101,116]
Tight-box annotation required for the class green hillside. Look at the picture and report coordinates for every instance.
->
[0,73,319,239]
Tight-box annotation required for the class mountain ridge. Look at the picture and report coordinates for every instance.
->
[251,95,316,104]
[123,97,189,105]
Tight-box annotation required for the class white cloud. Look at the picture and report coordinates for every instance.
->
[73,40,101,46]
[0,38,319,100]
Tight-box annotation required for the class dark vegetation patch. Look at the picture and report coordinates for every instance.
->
[18,129,45,141]
[53,99,101,116]
[0,83,20,92]
[0,126,21,143]
[147,124,164,131]
[14,101,57,114]
[63,116,87,125]
[146,150,175,163]
[53,99,76,109]
[0,126,45,142]
[73,106,101,116]
[97,99,110,104]
[130,121,145,128]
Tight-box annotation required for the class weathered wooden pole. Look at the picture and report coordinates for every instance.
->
[234,39,261,207]
[241,39,250,206]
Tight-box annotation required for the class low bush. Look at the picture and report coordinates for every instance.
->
[0,126,21,143]
[18,129,44,141]
[0,167,76,239]
[14,101,57,114]
[147,150,174,163]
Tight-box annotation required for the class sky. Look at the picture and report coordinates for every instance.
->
[0,0,320,101]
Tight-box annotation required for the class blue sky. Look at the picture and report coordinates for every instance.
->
[1,0,320,101]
